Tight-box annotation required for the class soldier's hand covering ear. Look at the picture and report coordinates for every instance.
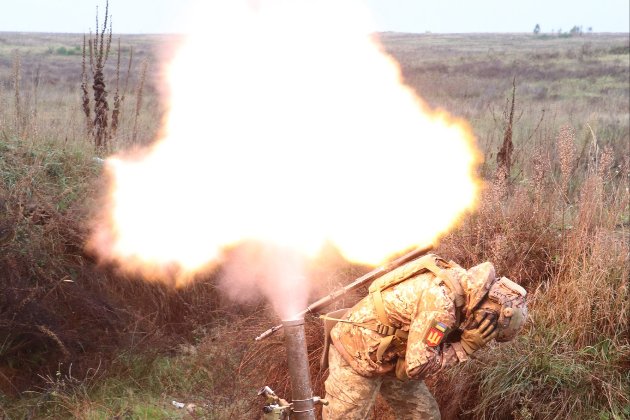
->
[460,316,497,355]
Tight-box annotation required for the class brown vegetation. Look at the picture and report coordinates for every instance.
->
[80,0,136,154]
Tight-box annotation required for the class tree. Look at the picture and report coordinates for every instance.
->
[533,24,541,35]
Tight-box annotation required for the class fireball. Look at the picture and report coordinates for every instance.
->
[89,0,481,301]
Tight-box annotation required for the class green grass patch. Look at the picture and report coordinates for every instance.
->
[2,341,254,419]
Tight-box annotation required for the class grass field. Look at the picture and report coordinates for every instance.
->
[0,31,628,419]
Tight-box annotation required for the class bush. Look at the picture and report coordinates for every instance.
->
[54,46,79,56]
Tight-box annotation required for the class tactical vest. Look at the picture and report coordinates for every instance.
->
[322,254,466,365]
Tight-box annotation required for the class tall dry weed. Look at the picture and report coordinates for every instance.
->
[81,34,92,135]
[111,39,133,142]
[496,77,516,176]
[131,59,148,145]
[92,5,112,152]
[549,148,629,346]
[556,125,576,200]
[435,123,629,419]
[81,0,113,152]
[530,146,553,218]
[12,50,22,136]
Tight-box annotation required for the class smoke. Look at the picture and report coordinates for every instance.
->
[220,241,308,319]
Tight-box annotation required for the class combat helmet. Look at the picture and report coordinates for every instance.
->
[463,262,528,342]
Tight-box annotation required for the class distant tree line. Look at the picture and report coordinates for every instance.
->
[533,23,593,36]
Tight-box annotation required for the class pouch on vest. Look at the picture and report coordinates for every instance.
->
[367,254,464,363]
[320,308,350,370]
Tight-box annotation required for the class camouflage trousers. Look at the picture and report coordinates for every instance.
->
[322,346,440,420]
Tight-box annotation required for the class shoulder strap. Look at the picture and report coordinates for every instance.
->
[420,258,466,326]
[421,258,466,309]
[368,254,436,294]
[369,254,466,326]
[328,255,466,365]
[368,254,439,327]
[367,254,466,362]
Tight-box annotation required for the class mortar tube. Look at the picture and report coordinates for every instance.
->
[282,318,316,420]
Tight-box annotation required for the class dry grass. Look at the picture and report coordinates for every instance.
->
[429,87,629,418]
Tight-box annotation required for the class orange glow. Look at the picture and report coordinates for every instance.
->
[89,0,481,286]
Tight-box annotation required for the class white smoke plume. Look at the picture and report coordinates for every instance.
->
[220,241,308,320]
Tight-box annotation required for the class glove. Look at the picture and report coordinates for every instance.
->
[460,316,497,355]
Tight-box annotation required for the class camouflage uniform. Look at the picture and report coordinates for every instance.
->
[324,256,490,419]
[323,345,440,420]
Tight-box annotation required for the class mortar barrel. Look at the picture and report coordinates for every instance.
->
[282,318,316,420]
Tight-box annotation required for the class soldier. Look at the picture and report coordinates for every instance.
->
[322,254,527,419]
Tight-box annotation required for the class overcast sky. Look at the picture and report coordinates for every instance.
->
[0,0,628,34]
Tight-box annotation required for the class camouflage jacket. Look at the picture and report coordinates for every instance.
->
[330,262,470,379]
